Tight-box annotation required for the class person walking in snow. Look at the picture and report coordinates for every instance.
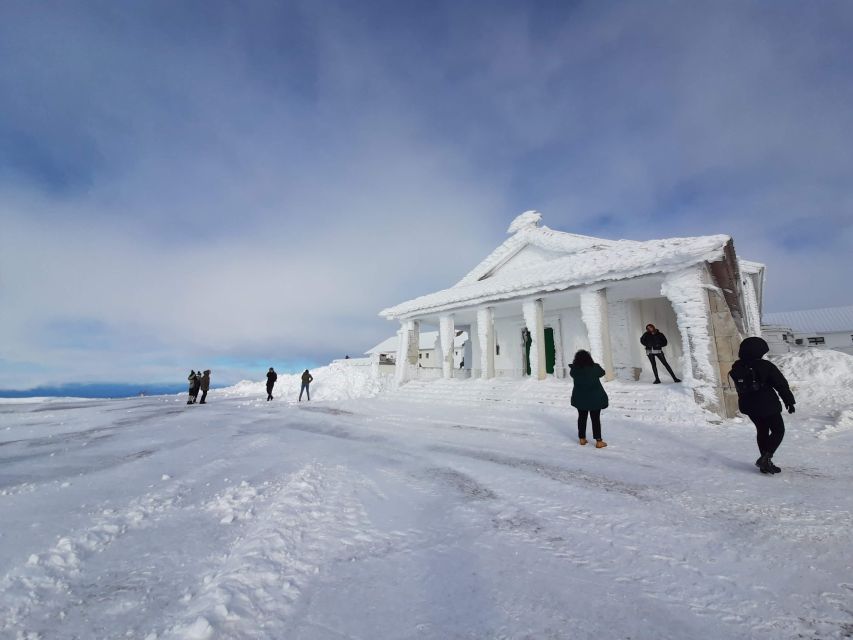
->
[299,369,313,401]
[266,367,277,401]
[729,336,795,475]
[569,350,608,448]
[199,370,211,404]
[187,370,199,405]
[640,324,681,384]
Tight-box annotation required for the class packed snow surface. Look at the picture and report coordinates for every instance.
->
[1,354,852,639]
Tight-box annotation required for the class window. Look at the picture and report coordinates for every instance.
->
[782,334,788,342]
[425,353,429,359]
[496,344,500,356]
[795,338,803,345]
[808,337,825,345]
[418,353,422,359]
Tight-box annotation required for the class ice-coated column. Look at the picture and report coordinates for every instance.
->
[522,298,546,380]
[395,319,420,384]
[580,289,614,380]
[476,306,495,379]
[439,314,455,379]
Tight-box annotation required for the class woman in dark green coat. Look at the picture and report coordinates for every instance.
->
[569,350,609,448]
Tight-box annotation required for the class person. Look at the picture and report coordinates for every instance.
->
[190,369,201,404]
[187,370,197,405]
[729,336,795,475]
[266,367,277,401]
[569,350,608,448]
[199,370,211,404]
[640,324,681,384]
[299,369,313,401]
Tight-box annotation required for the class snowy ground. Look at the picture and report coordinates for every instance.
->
[1,356,852,639]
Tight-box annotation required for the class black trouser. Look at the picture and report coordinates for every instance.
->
[577,409,602,441]
[299,383,310,401]
[648,353,678,381]
[199,389,207,404]
[749,413,785,456]
[266,384,274,400]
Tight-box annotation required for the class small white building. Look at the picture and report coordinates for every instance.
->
[761,324,797,356]
[380,211,766,417]
[365,331,469,371]
[763,305,853,355]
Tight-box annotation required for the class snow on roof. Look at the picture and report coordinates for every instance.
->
[382,219,730,319]
[455,216,614,286]
[763,305,853,334]
[365,331,468,355]
[738,259,765,274]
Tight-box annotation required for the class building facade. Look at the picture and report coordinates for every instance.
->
[380,212,765,417]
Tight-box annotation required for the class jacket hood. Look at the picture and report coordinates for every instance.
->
[738,336,770,361]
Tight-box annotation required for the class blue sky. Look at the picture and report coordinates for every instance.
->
[1,0,852,389]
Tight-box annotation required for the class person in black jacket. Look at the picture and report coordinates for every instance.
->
[266,367,277,401]
[569,350,609,448]
[640,324,681,384]
[190,369,201,404]
[729,336,795,475]
[299,369,313,401]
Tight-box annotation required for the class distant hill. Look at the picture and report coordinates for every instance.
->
[0,383,189,399]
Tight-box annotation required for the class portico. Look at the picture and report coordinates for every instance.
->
[381,211,765,418]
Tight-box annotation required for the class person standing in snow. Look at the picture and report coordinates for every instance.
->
[729,336,795,475]
[187,370,197,405]
[190,370,202,403]
[266,367,277,401]
[299,369,313,401]
[199,370,211,404]
[640,324,681,384]
[569,350,608,448]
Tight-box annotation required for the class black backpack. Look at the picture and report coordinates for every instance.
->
[730,363,765,395]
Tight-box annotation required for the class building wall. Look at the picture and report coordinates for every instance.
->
[792,331,853,355]
[707,287,743,418]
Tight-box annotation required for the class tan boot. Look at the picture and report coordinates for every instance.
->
[595,440,607,449]
[579,438,588,446]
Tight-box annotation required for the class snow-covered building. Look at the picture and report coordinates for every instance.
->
[761,324,797,356]
[365,331,469,372]
[380,211,766,418]
[763,305,853,356]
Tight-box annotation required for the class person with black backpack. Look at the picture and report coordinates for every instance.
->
[729,336,795,475]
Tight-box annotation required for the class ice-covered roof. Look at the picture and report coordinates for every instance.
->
[738,260,765,274]
[365,331,468,355]
[382,212,731,319]
[763,305,853,334]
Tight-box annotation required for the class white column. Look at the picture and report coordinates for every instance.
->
[552,318,566,378]
[522,298,546,380]
[661,267,718,410]
[439,314,455,379]
[608,300,634,381]
[580,289,614,380]
[476,307,495,379]
[395,319,420,384]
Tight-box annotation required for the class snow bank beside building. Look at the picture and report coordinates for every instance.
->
[771,349,853,436]
[218,361,392,402]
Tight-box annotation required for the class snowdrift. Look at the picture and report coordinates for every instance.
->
[772,348,853,401]
[218,360,391,402]
[771,349,853,435]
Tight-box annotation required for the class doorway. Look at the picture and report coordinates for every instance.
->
[522,327,556,375]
